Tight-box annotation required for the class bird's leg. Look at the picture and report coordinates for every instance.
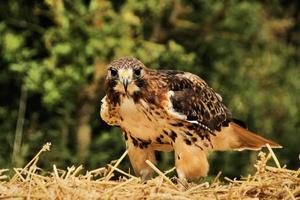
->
[176,168,189,190]
[127,139,156,182]
[173,136,209,186]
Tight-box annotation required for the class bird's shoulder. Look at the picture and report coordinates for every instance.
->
[158,69,206,90]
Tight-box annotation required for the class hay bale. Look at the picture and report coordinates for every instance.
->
[0,143,299,200]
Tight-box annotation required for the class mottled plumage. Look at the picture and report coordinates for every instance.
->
[100,57,281,181]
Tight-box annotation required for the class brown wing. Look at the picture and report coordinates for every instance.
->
[161,70,232,133]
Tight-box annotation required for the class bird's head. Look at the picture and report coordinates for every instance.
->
[105,57,148,95]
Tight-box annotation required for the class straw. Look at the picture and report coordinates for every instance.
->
[266,143,281,168]
[0,143,299,200]
[105,150,128,181]
[145,160,178,189]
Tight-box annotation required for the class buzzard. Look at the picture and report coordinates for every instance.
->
[100,57,281,181]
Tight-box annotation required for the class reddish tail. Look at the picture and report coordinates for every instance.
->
[211,123,282,151]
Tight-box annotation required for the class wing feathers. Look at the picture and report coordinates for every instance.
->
[164,71,230,133]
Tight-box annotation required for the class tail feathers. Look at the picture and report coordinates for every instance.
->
[211,123,282,151]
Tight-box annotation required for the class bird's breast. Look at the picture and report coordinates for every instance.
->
[118,96,170,143]
[119,97,149,124]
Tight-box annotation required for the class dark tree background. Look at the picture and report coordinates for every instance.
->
[0,0,299,178]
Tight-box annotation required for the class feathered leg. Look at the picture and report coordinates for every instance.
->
[173,136,209,182]
[127,139,156,181]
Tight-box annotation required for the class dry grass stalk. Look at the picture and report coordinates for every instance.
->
[0,143,299,200]
[145,159,178,190]
[107,164,139,180]
[10,142,51,184]
[105,150,128,181]
[266,143,281,168]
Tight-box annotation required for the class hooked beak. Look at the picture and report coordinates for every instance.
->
[119,69,131,93]
[123,78,129,92]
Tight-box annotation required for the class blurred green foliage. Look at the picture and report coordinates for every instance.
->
[0,0,299,178]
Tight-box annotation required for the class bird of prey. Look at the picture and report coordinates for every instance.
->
[100,56,281,181]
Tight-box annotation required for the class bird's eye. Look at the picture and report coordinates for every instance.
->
[110,68,118,77]
[133,67,141,77]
